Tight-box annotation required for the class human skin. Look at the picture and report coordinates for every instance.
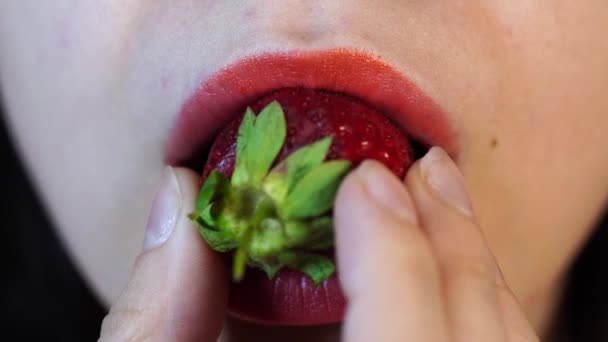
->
[1,0,607,339]
[99,155,538,341]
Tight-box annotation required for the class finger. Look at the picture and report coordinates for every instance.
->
[334,160,449,342]
[405,147,510,342]
[99,167,229,342]
[497,287,540,342]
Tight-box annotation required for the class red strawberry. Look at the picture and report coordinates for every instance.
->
[204,88,412,181]
[191,88,412,284]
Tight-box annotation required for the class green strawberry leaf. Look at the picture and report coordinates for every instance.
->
[193,169,230,215]
[190,170,231,231]
[189,214,209,230]
[261,262,283,279]
[197,226,238,252]
[300,218,335,251]
[190,102,354,285]
[305,237,335,251]
[232,108,256,186]
[199,203,217,226]
[249,101,286,184]
[284,216,333,248]
[247,254,284,279]
[234,101,287,186]
[263,137,332,203]
[279,252,335,285]
[281,160,351,219]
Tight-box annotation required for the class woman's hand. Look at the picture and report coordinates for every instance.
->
[99,167,229,341]
[99,147,539,342]
[334,147,539,342]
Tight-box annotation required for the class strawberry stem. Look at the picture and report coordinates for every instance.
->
[231,187,276,281]
[190,102,351,284]
[233,225,254,281]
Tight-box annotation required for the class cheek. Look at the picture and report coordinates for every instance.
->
[440,0,608,324]
[0,0,185,304]
[460,101,608,329]
[0,0,269,305]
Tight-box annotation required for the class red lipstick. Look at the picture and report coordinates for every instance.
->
[166,49,458,325]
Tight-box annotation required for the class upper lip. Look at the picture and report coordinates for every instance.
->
[165,48,458,167]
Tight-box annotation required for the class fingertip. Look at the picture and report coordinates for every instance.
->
[334,161,448,342]
[334,160,422,295]
[334,164,369,291]
[406,147,474,218]
[171,166,203,202]
[337,160,418,224]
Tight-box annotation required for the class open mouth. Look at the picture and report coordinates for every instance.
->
[166,49,458,326]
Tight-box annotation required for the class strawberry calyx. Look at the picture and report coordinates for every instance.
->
[189,101,351,284]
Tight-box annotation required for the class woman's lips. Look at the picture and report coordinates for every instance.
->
[165,49,458,166]
[165,49,458,325]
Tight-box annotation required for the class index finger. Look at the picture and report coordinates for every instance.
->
[334,160,449,342]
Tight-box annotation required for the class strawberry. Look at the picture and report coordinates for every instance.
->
[190,88,412,284]
[204,88,411,180]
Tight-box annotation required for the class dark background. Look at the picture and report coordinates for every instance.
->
[1,111,106,341]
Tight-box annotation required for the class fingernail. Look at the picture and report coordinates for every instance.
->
[144,166,181,250]
[420,147,473,217]
[356,160,417,224]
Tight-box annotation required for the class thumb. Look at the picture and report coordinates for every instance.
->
[99,167,229,342]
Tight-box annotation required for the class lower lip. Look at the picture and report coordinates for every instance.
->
[168,49,457,326]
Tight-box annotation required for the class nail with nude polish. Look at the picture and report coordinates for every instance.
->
[420,147,473,217]
[143,166,182,250]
